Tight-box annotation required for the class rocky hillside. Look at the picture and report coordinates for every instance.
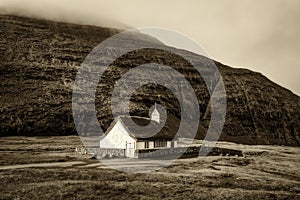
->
[1,15,299,146]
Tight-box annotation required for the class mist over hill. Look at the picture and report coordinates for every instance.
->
[1,15,299,146]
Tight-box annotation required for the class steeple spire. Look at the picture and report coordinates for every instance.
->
[151,102,160,123]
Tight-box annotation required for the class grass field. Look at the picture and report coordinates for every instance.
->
[0,136,299,199]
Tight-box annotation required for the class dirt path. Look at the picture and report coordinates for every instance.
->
[0,159,187,172]
[0,159,171,171]
[0,161,86,170]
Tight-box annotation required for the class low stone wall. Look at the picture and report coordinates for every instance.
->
[94,146,243,159]
[137,146,243,159]
[97,148,125,158]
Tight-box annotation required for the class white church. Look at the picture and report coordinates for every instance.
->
[99,104,178,158]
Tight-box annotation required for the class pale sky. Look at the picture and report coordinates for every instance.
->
[0,0,299,95]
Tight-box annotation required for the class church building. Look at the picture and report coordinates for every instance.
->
[99,103,178,158]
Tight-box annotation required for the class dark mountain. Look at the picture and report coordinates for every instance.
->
[1,15,299,146]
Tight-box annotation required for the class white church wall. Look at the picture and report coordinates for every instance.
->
[173,140,178,148]
[136,141,155,149]
[100,119,136,149]
[167,141,171,148]
[149,141,154,149]
[136,141,145,149]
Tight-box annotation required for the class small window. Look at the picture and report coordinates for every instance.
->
[145,141,149,149]
[154,140,167,148]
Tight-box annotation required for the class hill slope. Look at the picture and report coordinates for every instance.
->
[0,15,299,146]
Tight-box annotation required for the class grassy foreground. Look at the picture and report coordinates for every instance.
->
[0,136,299,199]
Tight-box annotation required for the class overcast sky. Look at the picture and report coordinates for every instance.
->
[0,0,299,95]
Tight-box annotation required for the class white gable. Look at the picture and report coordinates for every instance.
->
[151,108,160,123]
[100,118,136,149]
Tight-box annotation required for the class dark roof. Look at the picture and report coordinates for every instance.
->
[103,113,199,140]
[102,115,177,140]
[119,116,172,140]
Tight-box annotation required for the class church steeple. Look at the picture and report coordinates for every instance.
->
[151,103,160,123]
